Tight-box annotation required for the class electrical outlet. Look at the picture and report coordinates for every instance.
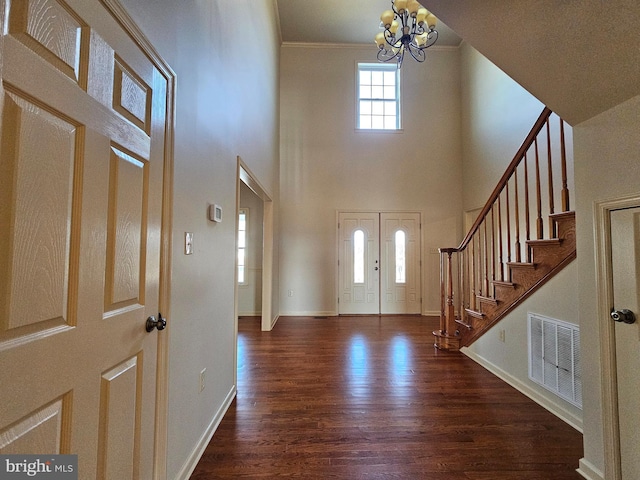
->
[498,329,506,343]
[199,368,206,392]
[287,289,293,297]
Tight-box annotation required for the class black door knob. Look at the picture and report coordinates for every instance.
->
[146,312,167,332]
[610,309,636,324]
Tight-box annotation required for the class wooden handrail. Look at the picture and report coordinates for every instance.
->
[457,107,552,251]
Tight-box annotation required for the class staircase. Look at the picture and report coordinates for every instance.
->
[434,108,575,350]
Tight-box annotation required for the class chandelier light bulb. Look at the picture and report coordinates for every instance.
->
[416,8,428,24]
[407,0,421,16]
[380,10,394,28]
[426,13,437,29]
[394,0,408,13]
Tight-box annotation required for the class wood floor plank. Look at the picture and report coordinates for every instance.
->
[190,316,583,479]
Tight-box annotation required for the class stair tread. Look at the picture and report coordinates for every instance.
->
[550,211,575,220]
[507,261,537,269]
[477,295,499,306]
[465,308,485,319]
[432,329,459,338]
[528,238,563,246]
[493,280,516,288]
[455,318,473,330]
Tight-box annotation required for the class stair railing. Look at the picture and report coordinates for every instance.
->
[437,107,572,344]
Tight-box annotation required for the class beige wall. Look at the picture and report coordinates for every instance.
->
[573,94,640,478]
[459,43,545,210]
[279,44,463,315]
[120,1,280,478]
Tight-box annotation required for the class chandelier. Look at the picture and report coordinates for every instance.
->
[375,0,438,68]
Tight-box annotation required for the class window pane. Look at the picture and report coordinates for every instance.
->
[383,71,396,86]
[360,100,371,115]
[371,85,383,99]
[238,231,246,248]
[384,100,396,115]
[384,115,397,130]
[354,230,365,284]
[359,70,371,85]
[395,230,406,283]
[359,115,372,129]
[359,85,372,99]
[372,116,384,129]
[238,213,246,230]
[383,85,395,99]
[372,101,384,115]
[237,248,245,266]
[238,265,245,284]
[371,70,383,85]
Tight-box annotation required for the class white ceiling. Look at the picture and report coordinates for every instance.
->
[275,0,462,47]
[276,0,640,125]
[424,0,640,125]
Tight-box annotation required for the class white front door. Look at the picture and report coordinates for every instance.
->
[380,212,421,314]
[610,206,640,480]
[338,212,380,315]
[338,212,421,315]
[0,1,170,478]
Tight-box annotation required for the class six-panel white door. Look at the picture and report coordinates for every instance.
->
[0,1,168,478]
[610,206,640,480]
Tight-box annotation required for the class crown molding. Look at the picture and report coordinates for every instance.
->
[280,41,460,51]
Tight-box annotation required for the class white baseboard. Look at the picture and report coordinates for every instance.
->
[279,311,337,317]
[461,347,583,432]
[176,385,236,480]
[421,310,440,317]
[577,458,605,480]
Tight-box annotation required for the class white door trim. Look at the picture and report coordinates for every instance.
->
[594,193,640,480]
[100,2,176,478]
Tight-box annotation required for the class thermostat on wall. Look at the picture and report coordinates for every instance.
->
[208,204,222,222]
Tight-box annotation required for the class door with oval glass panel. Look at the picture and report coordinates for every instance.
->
[338,212,421,315]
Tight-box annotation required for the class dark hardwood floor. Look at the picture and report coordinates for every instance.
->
[190,316,583,479]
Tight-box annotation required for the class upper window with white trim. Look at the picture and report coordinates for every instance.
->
[357,63,400,130]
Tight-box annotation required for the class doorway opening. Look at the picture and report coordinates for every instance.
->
[235,158,274,332]
[337,211,421,315]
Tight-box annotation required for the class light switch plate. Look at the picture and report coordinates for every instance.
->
[185,232,193,255]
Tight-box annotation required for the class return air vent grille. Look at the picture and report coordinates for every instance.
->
[528,313,582,408]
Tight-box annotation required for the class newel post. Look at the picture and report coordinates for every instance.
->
[444,248,456,336]
[434,248,460,351]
